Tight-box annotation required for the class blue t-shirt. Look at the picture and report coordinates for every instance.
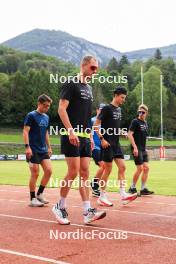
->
[91,116,101,150]
[24,110,49,153]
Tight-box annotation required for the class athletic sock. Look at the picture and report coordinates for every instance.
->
[93,178,99,184]
[120,187,126,197]
[92,178,99,189]
[37,185,45,196]
[30,191,35,200]
[119,180,126,197]
[131,182,136,189]
[141,183,146,190]
[100,190,106,198]
[83,200,91,214]
[59,197,66,209]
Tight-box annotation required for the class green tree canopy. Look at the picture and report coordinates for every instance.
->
[133,66,168,135]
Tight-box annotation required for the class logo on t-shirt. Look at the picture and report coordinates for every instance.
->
[140,124,147,131]
[112,109,121,120]
[39,119,48,127]
[80,86,93,101]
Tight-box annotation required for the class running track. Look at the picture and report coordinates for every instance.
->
[0,185,176,264]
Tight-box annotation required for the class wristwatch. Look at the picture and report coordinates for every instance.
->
[25,144,29,148]
[100,136,104,141]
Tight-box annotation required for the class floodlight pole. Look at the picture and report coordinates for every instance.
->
[141,66,144,104]
[160,74,164,147]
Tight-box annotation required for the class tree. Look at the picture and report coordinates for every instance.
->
[154,49,162,60]
[4,54,20,73]
[164,89,176,137]
[119,55,129,72]
[159,58,176,94]
[121,65,135,91]
[106,57,119,72]
[133,66,168,135]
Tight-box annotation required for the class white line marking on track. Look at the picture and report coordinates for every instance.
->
[0,198,175,220]
[0,214,176,241]
[1,188,176,206]
[0,248,69,264]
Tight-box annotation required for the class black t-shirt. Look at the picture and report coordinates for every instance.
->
[59,80,93,131]
[129,118,148,151]
[97,104,121,145]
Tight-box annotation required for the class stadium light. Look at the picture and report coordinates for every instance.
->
[160,74,165,160]
[141,66,144,104]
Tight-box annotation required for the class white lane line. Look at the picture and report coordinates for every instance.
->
[0,248,69,264]
[72,205,176,219]
[1,189,176,206]
[0,213,176,241]
[0,198,175,220]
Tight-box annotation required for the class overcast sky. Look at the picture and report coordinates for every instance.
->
[0,0,176,52]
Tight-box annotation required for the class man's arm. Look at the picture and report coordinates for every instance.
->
[93,118,110,149]
[46,130,52,157]
[23,126,33,158]
[58,99,79,146]
[128,130,138,156]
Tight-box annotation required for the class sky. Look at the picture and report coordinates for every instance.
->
[0,0,176,52]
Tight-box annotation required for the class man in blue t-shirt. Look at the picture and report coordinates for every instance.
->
[90,103,106,197]
[23,94,53,207]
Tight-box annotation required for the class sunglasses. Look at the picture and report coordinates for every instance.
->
[138,111,146,115]
[90,66,98,71]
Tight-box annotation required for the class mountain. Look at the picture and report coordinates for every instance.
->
[2,29,176,65]
[126,44,176,61]
[2,29,121,66]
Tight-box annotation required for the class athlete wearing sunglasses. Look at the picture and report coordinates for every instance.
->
[128,104,154,196]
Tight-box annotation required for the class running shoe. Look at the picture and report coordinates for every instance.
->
[140,188,154,196]
[84,208,106,224]
[91,181,100,197]
[29,198,44,207]
[97,193,113,207]
[52,203,70,225]
[37,193,49,204]
[128,187,137,194]
[121,193,137,205]
[92,189,100,197]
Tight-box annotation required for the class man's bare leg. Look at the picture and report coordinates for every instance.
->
[36,159,52,203]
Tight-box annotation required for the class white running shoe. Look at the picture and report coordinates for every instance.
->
[52,204,70,225]
[84,208,106,224]
[97,193,113,207]
[37,193,49,204]
[121,193,137,205]
[29,198,44,207]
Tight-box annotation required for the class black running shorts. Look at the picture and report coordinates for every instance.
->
[61,136,91,157]
[102,144,124,162]
[27,152,50,164]
[133,150,148,165]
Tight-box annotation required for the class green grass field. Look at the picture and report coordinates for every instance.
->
[0,133,60,145]
[1,132,176,146]
[0,160,175,196]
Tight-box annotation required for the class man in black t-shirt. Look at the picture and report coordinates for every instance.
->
[52,56,106,225]
[93,87,137,207]
[128,104,154,196]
